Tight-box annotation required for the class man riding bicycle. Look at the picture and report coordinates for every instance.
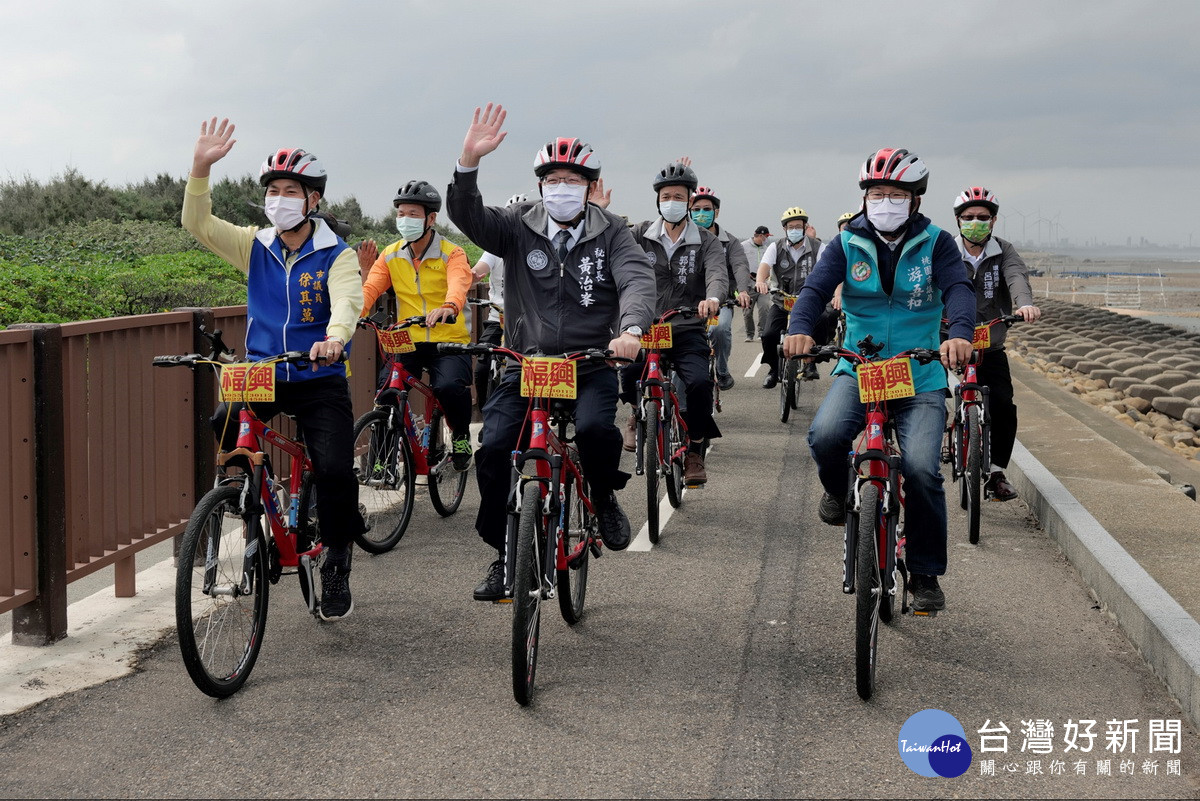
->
[619,162,729,485]
[951,186,1042,501]
[783,148,975,613]
[358,180,474,471]
[757,207,827,385]
[181,118,364,621]
[689,184,753,391]
[447,103,655,601]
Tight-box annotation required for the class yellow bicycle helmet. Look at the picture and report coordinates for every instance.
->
[838,211,855,225]
[780,207,808,226]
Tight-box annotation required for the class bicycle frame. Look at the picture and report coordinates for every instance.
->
[950,356,991,482]
[844,399,903,600]
[634,347,690,477]
[373,357,448,478]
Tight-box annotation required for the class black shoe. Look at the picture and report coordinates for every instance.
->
[818,491,846,526]
[319,549,353,621]
[473,558,506,601]
[984,470,1018,501]
[910,574,945,612]
[762,373,778,389]
[801,362,819,381]
[594,492,631,551]
[717,374,735,391]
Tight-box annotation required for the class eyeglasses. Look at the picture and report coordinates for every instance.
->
[865,190,912,202]
[958,214,993,221]
[541,175,589,187]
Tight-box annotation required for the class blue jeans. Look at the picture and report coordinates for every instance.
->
[807,374,949,576]
[709,306,733,380]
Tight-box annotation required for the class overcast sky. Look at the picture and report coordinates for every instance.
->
[2,0,1197,250]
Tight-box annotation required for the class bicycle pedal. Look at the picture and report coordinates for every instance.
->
[910,608,938,618]
[589,540,603,558]
[492,598,513,605]
[684,481,706,489]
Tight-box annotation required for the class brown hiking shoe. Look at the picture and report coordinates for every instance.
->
[684,452,707,486]
[622,413,637,452]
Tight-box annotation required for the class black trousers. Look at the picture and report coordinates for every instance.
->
[762,304,836,376]
[618,325,721,441]
[474,367,628,553]
[975,348,1017,469]
[212,374,363,550]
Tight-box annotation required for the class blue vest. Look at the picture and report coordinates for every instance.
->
[246,222,351,382]
[836,226,947,394]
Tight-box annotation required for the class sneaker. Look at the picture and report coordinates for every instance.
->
[717,374,735,391]
[744,334,755,342]
[683,452,707,486]
[801,362,819,381]
[451,434,473,472]
[761,372,778,389]
[910,574,946,612]
[473,558,506,602]
[984,470,1018,501]
[622,413,637,453]
[594,491,631,551]
[319,550,353,621]
[818,491,846,526]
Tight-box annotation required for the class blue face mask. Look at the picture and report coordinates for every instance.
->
[786,228,805,244]
[690,209,715,228]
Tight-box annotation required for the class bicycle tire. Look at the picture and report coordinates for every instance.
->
[855,482,882,701]
[512,481,545,706]
[176,485,269,698]
[966,404,982,544]
[644,399,661,544]
[351,408,415,554]
[428,410,468,517]
[780,358,797,423]
[556,474,592,625]
[953,413,969,511]
[663,393,685,510]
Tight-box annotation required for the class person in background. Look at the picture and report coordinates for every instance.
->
[741,225,771,341]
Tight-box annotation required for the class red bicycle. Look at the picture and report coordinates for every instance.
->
[805,337,940,701]
[153,329,327,697]
[351,316,468,553]
[440,342,621,706]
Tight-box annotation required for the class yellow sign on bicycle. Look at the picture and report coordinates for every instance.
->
[782,295,796,312]
[972,325,991,350]
[220,363,276,403]
[705,316,719,331]
[377,328,416,354]
[520,357,577,399]
[857,358,916,403]
[640,323,673,350]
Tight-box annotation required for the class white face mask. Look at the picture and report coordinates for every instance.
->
[396,216,426,241]
[658,200,688,225]
[264,195,310,231]
[542,184,588,223]
[865,197,910,234]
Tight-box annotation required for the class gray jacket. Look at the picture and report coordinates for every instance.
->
[712,224,753,295]
[955,235,1035,351]
[631,218,728,330]
[765,236,821,308]
[447,168,655,357]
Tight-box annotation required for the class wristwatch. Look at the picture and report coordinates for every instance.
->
[623,326,643,338]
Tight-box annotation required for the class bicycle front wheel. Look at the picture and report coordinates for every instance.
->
[663,393,685,510]
[428,411,468,517]
[643,399,661,544]
[512,481,546,706]
[557,475,593,625]
[855,482,882,701]
[176,485,269,698]
[966,404,982,544]
[780,358,797,423]
[351,408,415,554]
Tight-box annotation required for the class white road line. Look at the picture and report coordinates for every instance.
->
[628,442,716,552]
[744,352,764,378]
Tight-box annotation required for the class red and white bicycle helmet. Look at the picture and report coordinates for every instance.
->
[693,185,720,208]
[259,148,328,194]
[533,138,601,181]
[858,148,929,196]
[953,186,999,216]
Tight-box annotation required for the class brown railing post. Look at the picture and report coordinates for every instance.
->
[10,324,68,645]
[175,308,217,553]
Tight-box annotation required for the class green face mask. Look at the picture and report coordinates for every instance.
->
[960,219,992,243]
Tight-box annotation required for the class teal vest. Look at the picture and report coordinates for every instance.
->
[835,226,947,394]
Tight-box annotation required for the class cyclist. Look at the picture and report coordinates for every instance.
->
[470,193,529,412]
[690,184,753,390]
[952,186,1042,501]
[447,103,655,601]
[740,225,771,341]
[782,148,975,613]
[358,180,474,471]
[756,207,827,385]
[618,162,728,485]
[182,118,364,621]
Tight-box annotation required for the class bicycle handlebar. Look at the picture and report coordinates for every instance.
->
[437,342,632,364]
[802,343,941,366]
[152,350,328,370]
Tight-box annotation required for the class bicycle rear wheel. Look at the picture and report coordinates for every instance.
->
[428,410,468,517]
[643,399,661,544]
[351,408,415,554]
[779,358,797,423]
[176,485,269,698]
[557,476,593,625]
[953,412,969,511]
[966,404,982,544]
[855,482,882,701]
[512,481,546,706]
[663,393,685,510]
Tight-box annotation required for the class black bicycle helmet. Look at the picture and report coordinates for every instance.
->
[392,179,442,212]
[652,162,698,192]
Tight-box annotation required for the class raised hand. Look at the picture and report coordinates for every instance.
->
[460,103,508,168]
[588,177,612,209]
[192,117,236,178]
[356,239,379,274]
[676,156,692,168]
